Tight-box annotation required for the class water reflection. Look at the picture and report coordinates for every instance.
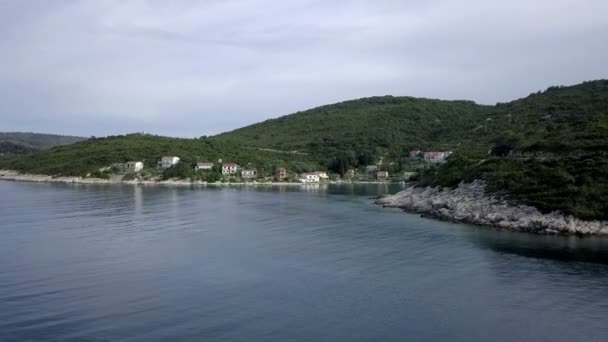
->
[465,228,608,264]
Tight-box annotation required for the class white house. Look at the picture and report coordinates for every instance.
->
[125,161,144,173]
[376,170,389,180]
[195,162,214,171]
[241,168,257,179]
[423,151,452,163]
[160,156,180,169]
[222,163,238,175]
[299,173,320,183]
[313,171,329,179]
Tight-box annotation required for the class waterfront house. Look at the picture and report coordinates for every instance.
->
[423,151,452,163]
[344,169,355,178]
[125,161,144,173]
[365,165,378,173]
[299,173,320,183]
[241,168,257,179]
[195,162,214,171]
[160,156,180,169]
[377,171,389,180]
[222,162,238,175]
[313,171,329,180]
[275,167,287,180]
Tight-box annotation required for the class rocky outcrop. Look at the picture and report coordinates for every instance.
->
[375,180,608,236]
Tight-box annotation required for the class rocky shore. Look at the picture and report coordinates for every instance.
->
[375,180,608,236]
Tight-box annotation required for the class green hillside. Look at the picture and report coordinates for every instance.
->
[214,97,493,158]
[0,134,321,179]
[415,80,608,220]
[214,80,608,158]
[213,80,608,219]
[1,80,607,219]
[0,132,87,155]
[0,141,36,155]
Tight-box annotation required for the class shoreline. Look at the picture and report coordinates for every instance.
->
[375,180,608,236]
[0,170,395,187]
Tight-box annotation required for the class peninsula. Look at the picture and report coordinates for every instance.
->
[2,80,607,234]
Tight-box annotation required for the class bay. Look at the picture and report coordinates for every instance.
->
[1,181,608,342]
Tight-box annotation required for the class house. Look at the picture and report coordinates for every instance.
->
[241,168,257,179]
[275,167,287,180]
[377,171,389,180]
[423,151,452,163]
[344,169,355,178]
[160,156,180,169]
[299,173,320,183]
[222,162,238,175]
[313,171,329,179]
[365,165,378,173]
[410,149,422,159]
[195,162,214,171]
[125,161,144,173]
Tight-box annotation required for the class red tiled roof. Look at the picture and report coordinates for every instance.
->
[222,163,238,167]
[424,151,450,156]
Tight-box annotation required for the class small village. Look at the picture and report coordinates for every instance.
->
[109,149,453,184]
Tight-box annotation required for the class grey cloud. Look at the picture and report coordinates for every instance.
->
[0,0,607,137]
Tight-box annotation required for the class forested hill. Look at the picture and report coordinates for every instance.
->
[1,80,607,220]
[213,80,608,158]
[0,134,321,178]
[416,80,608,220]
[212,80,608,220]
[213,97,492,158]
[0,132,87,155]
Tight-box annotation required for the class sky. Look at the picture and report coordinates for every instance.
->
[1,0,607,138]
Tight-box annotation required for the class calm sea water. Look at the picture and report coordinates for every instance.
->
[1,181,608,342]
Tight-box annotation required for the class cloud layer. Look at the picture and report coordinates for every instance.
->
[1,0,607,137]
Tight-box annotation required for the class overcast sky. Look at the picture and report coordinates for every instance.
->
[1,0,607,137]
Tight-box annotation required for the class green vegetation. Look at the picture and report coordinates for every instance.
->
[1,80,607,219]
[0,141,36,155]
[413,80,608,220]
[214,80,608,219]
[0,134,322,179]
[0,132,86,155]
[215,96,492,159]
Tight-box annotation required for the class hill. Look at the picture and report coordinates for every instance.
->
[213,80,608,219]
[415,80,608,220]
[0,141,36,155]
[0,132,87,155]
[214,96,493,159]
[214,80,608,158]
[1,80,607,219]
[0,134,321,179]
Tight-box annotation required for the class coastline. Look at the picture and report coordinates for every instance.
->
[0,170,393,187]
[3,169,607,236]
[375,180,608,236]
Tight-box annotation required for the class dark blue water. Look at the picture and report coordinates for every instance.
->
[1,181,608,342]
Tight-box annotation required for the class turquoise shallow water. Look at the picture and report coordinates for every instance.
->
[1,181,608,342]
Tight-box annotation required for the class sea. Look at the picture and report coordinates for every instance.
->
[1,181,608,341]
